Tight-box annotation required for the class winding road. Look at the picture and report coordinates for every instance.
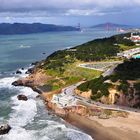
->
[62,83,140,113]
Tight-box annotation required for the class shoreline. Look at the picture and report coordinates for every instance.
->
[37,84,140,140]
[12,65,140,140]
[64,113,140,140]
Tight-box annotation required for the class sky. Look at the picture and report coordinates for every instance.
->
[0,0,140,26]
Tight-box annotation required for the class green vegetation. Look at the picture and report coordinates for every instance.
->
[43,55,75,76]
[113,33,135,46]
[119,44,137,51]
[44,33,134,64]
[117,81,129,94]
[42,61,101,91]
[38,33,137,92]
[109,59,140,81]
[41,32,135,74]
[78,76,112,100]
[73,37,120,61]
[77,59,140,102]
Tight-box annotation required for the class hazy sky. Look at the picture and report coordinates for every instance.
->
[0,0,140,26]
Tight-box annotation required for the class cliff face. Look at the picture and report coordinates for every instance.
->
[115,85,140,108]
[12,65,53,93]
[77,81,140,108]
[75,89,92,99]
[104,85,140,108]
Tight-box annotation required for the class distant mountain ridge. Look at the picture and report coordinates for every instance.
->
[91,22,131,29]
[0,23,79,35]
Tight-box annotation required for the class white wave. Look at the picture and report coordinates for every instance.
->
[18,68,28,75]
[0,70,39,140]
[15,65,34,78]
[44,119,93,140]
[9,87,38,127]
[37,120,93,140]
[0,65,33,89]
[9,98,37,127]
[0,70,28,89]
[19,45,31,49]
[41,120,66,129]
[1,127,33,140]
[0,77,18,89]
[0,86,38,140]
[66,128,93,140]
[0,69,93,140]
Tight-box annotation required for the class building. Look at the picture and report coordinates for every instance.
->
[117,47,140,58]
[51,93,76,108]
[130,32,140,43]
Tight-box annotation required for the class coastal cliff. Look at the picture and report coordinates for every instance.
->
[12,33,140,140]
[13,33,140,109]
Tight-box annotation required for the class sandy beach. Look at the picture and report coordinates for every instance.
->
[64,113,140,140]
[91,111,140,134]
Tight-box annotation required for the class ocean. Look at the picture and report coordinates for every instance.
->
[0,29,117,140]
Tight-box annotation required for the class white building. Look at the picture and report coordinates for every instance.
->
[51,93,76,108]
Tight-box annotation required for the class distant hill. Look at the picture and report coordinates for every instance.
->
[0,23,79,35]
[91,22,130,29]
[45,32,134,64]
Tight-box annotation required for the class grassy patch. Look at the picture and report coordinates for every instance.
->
[63,62,102,80]
[43,61,102,91]
[119,44,138,51]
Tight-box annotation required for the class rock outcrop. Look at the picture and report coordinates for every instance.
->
[116,89,140,108]
[12,80,24,86]
[31,61,39,66]
[0,124,11,135]
[12,69,49,88]
[74,89,91,99]
[25,68,34,74]
[16,70,22,74]
[17,95,28,101]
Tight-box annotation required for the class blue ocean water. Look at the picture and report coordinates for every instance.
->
[0,29,117,73]
[0,29,117,140]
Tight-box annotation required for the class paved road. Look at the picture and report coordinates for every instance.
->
[76,95,140,113]
[62,83,140,113]
[79,61,123,77]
